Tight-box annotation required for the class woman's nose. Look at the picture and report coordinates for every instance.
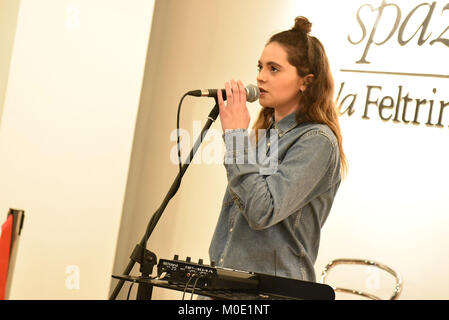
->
[257,71,266,83]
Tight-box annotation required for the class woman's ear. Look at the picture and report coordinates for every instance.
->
[304,74,314,87]
[299,74,314,92]
[299,74,315,92]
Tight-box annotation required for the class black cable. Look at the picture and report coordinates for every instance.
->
[126,281,136,300]
[177,93,189,174]
[182,275,196,300]
[125,276,158,300]
[190,275,203,300]
[138,93,190,273]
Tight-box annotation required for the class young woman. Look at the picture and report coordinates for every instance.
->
[210,16,346,283]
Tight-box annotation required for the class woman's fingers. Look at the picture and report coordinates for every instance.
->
[217,86,225,114]
[230,80,240,105]
[237,80,246,103]
[219,79,249,131]
[225,81,233,107]
[221,80,246,108]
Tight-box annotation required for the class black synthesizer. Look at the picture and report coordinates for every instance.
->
[157,255,335,300]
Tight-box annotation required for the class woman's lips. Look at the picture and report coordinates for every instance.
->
[259,88,268,95]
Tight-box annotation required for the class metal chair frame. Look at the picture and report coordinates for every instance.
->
[319,258,403,300]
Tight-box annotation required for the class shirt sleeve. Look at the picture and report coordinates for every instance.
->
[223,128,335,230]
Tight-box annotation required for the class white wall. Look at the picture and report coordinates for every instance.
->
[316,0,449,299]
[112,0,449,300]
[0,0,155,299]
[0,0,21,125]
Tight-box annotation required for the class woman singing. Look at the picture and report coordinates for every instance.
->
[209,16,347,283]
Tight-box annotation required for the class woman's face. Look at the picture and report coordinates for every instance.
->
[257,42,306,112]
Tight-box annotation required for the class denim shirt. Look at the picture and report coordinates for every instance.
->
[208,111,341,282]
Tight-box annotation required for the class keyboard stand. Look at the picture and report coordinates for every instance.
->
[112,274,318,300]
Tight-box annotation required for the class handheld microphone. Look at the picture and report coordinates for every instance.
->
[187,84,260,102]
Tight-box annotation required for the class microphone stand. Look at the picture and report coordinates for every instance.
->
[109,99,220,300]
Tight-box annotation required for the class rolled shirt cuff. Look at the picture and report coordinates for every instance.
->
[223,129,248,164]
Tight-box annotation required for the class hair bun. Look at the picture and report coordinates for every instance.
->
[292,16,312,34]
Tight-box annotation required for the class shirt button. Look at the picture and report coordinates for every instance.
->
[219,258,224,264]
[229,228,233,233]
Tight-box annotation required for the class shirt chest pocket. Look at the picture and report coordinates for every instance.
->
[229,188,245,212]
[223,188,244,210]
[222,190,234,208]
[221,189,240,228]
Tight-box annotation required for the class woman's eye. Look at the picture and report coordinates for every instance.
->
[257,65,262,71]
[271,66,278,72]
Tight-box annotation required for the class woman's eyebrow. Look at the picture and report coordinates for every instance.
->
[258,60,282,68]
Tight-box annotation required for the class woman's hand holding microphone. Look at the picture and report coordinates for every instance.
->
[217,80,250,132]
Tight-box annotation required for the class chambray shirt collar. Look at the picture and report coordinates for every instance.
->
[271,111,299,137]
